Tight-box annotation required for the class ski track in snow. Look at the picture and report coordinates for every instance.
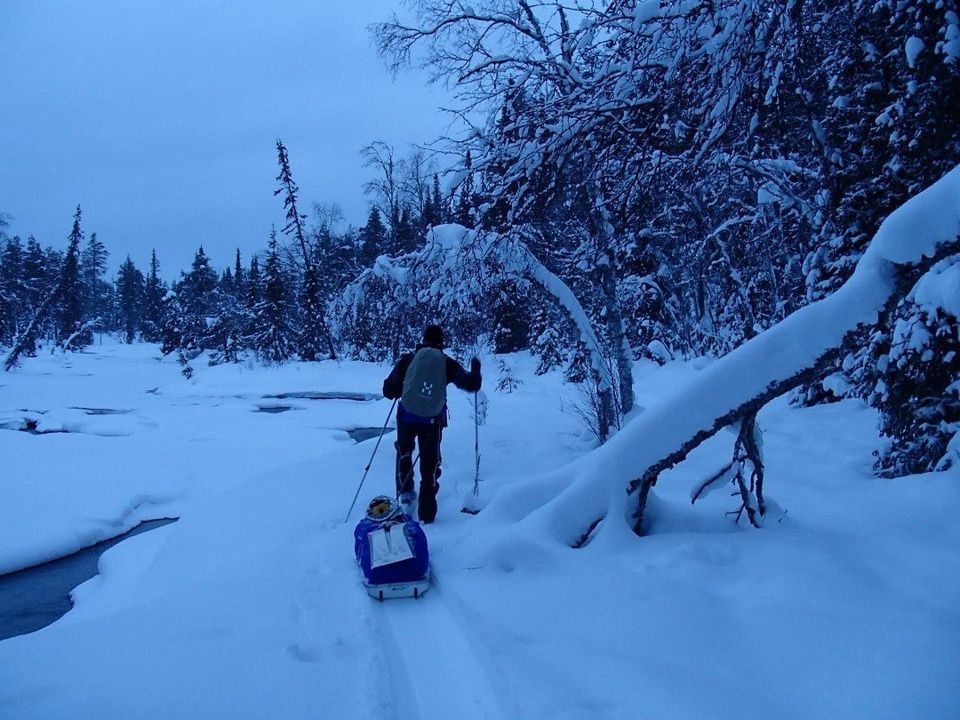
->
[378,577,504,720]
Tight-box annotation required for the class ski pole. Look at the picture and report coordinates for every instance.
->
[472,391,481,497]
[344,398,397,523]
[396,451,421,502]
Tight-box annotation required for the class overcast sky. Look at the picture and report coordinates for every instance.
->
[0,1,452,278]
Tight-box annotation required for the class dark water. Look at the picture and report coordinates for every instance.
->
[347,427,395,443]
[256,405,293,414]
[70,407,132,416]
[0,518,177,641]
[265,391,381,401]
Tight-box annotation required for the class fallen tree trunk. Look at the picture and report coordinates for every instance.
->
[471,166,960,550]
[622,169,960,533]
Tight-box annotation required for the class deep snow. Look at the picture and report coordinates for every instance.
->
[0,343,957,719]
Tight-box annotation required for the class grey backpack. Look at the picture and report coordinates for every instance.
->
[401,348,448,417]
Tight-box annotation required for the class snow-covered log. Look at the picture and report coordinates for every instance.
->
[475,166,960,552]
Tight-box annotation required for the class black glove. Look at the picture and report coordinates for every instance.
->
[470,357,481,374]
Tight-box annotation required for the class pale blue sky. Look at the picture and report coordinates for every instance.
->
[0,0,451,277]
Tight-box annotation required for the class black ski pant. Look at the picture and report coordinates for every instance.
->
[395,418,443,523]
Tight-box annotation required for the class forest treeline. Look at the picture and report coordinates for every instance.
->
[2,0,958,477]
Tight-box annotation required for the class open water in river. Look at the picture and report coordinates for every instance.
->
[0,518,177,641]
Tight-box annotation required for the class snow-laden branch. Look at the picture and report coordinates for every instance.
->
[469,166,960,560]
[335,223,615,392]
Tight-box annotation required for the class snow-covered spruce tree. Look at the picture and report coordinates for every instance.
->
[159,292,185,356]
[58,205,92,351]
[872,256,960,475]
[114,256,144,344]
[243,254,263,333]
[491,278,530,354]
[420,172,443,228]
[0,234,26,347]
[251,228,295,364]
[162,246,218,355]
[453,150,478,228]
[140,249,167,343]
[232,249,245,300]
[275,139,336,361]
[22,236,49,319]
[529,300,570,375]
[220,267,235,297]
[81,231,112,337]
[9,236,54,353]
[4,209,97,368]
[298,266,327,361]
[206,284,248,365]
[309,204,360,303]
[333,269,404,361]
[358,207,388,267]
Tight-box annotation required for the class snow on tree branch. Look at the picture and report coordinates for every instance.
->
[468,166,960,556]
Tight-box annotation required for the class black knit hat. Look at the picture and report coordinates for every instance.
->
[423,324,444,347]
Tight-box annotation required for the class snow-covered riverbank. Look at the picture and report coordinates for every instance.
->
[1,342,957,719]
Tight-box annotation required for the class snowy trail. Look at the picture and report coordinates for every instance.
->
[378,578,505,720]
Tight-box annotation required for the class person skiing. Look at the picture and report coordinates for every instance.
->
[382,324,481,523]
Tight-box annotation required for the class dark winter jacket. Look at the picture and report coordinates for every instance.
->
[382,343,482,408]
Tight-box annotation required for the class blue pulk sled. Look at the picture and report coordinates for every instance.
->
[353,496,430,600]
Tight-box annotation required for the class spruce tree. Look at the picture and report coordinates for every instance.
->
[454,151,476,227]
[220,267,235,296]
[492,279,530,354]
[233,248,245,298]
[115,256,144,343]
[81,231,111,335]
[205,273,247,366]
[172,246,218,351]
[358,207,387,266]
[23,236,46,309]
[246,254,262,309]
[431,174,446,223]
[274,140,311,264]
[180,247,218,316]
[0,236,26,346]
[243,254,262,344]
[58,206,92,350]
[274,139,336,359]
[207,289,247,365]
[8,236,53,353]
[141,249,167,343]
[252,228,294,364]
[394,206,416,255]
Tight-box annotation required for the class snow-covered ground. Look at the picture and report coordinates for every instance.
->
[0,342,957,719]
